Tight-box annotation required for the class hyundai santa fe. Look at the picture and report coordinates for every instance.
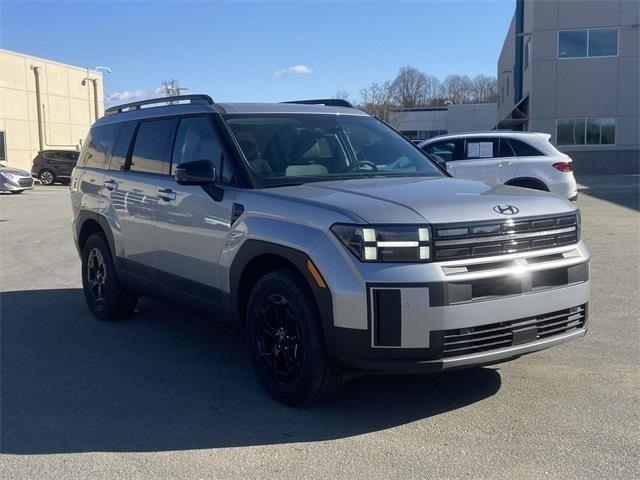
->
[70,95,590,405]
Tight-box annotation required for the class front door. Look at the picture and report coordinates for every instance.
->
[153,115,236,306]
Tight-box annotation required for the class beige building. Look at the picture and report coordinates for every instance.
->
[0,49,104,171]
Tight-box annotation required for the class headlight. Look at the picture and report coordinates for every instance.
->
[0,171,18,181]
[331,224,431,262]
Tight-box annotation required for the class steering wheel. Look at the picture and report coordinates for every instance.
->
[348,160,378,172]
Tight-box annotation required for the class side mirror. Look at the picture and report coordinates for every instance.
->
[175,160,216,186]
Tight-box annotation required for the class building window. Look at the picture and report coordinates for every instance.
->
[0,131,6,164]
[524,40,531,69]
[558,27,618,58]
[556,118,615,145]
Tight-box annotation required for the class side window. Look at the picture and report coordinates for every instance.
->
[172,116,237,183]
[498,138,516,157]
[130,118,177,174]
[423,140,464,162]
[82,124,121,169]
[108,121,137,171]
[508,139,543,156]
[465,138,498,159]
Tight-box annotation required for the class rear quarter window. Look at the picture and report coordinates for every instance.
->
[81,124,122,168]
[508,139,544,157]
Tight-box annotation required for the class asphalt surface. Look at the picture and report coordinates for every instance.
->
[1,180,638,479]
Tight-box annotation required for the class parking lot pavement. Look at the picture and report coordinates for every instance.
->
[1,183,638,479]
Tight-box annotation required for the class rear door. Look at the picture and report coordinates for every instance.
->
[152,115,237,305]
[102,117,178,280]
[458,137,501,183]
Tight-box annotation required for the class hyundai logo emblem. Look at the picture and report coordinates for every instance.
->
[493,204,519,215]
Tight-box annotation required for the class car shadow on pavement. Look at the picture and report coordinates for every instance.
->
[575,174,639,211]
[1,288,501,454]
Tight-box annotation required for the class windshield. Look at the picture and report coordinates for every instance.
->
[224,114,444,186]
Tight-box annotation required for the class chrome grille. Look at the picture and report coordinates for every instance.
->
[18,177,34,187]
[440,304,587,358]
[433,214,579,261]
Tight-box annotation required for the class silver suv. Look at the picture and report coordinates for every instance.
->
[70,95,590,405]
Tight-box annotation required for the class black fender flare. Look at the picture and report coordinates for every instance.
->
[76,210,117,258]
[229,239,334,342]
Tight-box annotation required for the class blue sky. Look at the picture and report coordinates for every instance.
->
[1,0,514,105]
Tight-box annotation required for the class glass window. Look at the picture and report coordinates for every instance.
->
[465,138,498,159]
[83,124,121,168]
[130,119,177,174]
[225,114,443,186]
[172,116,222,175]
[423,139,465,162]
[0,131,6,163]
[498,138,515,157]
[108,121,136,171]
[559,30,588,58]
[508,139,543,156]
[524,40,531,69]
[557,118,614,145]
[600,118,615,144]
[588,28,617,57]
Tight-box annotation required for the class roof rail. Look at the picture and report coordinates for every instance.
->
[282,98,354,108]
[105,94,215,116]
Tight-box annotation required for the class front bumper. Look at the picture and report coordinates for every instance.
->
[0,176,34,191]
[311,232,590,374]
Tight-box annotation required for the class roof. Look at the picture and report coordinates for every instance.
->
[218,102,367,116]
[420,131,549,144]
[96,100,368,126]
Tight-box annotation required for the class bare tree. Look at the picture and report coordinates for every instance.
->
[391,66,428,108]
[442,74,474,104]
[334,89,350,101]
[359,81,398,125]
[159,79,186,98]
[471,75,498,103]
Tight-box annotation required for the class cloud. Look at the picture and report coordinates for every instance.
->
[106,89,152,105]
[273,65,312,78]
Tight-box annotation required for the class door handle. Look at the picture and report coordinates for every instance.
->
[103,179,118,191]
[498,161,512,167]
[157,188,176,201]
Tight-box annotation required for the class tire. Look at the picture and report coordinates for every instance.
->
[38,169,55,185]
[247,269,343,406]
[9,190,24,194]
[81,233,137,321]
[506,179,548,192]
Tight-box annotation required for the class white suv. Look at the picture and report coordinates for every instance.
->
[419,132,578,200]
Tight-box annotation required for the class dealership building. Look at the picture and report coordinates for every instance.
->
[497,0,639,173]
[0,49,104,172]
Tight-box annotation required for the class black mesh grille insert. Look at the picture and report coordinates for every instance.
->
[440,304,587,358]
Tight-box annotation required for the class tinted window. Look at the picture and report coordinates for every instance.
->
[130,119,177,174]
[108,121,136,171]
[498,138,515,157]
[557,119,586,145]
[82,124,121,168]
[507,139,543,156]
[558,30,587,58]
[588,28,617,57]
[423,139,464,162]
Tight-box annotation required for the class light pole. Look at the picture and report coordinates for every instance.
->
[83,66,112,120]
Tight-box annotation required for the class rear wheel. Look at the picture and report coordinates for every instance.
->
[38,169,55,185]
[506,178,549,192]
[81,233,137,321]
[247,270,342,406]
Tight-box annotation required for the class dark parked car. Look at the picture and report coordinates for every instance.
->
[31,149,80,185]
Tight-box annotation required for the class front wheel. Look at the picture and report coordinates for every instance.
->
[81,233,137,321]
[247,270,343,406]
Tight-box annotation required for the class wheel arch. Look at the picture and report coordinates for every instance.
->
[76,211,117,258]
[504,176,549,191]
[229,240,333,334]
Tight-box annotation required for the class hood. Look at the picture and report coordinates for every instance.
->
[265,177,576,224]
[0,166,31,177]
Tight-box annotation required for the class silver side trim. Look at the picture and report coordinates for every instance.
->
[441,327,587,369]
[434,226,576,247]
